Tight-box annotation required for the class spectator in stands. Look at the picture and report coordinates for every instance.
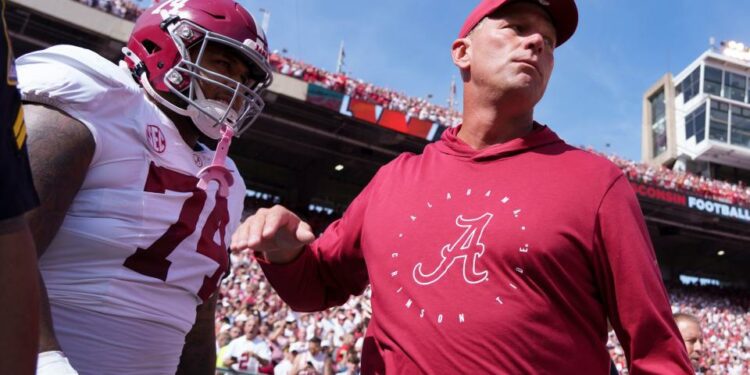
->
[675,312,705,372]
[216,331,232,372]
[223,316,273,374]
[334,334,355,366]
[257,320,279,374]
[293,337,332,375]
[274,343,296,375]
[74,0,143,21]
[232,0,693,373]
[229,324,243,340]
[333,351,361,375]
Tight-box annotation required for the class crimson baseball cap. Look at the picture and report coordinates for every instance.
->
[459,0,578,47]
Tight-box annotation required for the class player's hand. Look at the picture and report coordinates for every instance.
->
[231,205,315,263]
[37,351,79,375]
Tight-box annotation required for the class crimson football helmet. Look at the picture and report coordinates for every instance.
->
[123,0,272,139]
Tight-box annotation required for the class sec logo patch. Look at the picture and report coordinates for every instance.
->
[146,125,166,153]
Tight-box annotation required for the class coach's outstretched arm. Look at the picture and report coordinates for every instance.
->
[24,103,94,374]
[232,180,376,312]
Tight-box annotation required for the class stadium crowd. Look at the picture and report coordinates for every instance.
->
[216,250,368,375]
[269,53,463,128]
[73,0,144,21]
[588,149,750,207]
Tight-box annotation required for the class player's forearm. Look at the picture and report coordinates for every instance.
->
[0,222,40,374]
[175,293,218,375]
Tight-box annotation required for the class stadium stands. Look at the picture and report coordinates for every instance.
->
[217,251,369,374]
[73,0,143,21]
[588,148,750,208]
[268,53,463,129]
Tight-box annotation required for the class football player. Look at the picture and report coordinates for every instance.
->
[18,0,272,373]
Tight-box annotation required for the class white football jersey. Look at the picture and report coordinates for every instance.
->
[17,45,246,373]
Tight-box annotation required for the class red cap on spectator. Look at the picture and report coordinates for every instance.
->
[459,0,578,47]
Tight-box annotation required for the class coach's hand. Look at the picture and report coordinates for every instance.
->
[231,205,316,264]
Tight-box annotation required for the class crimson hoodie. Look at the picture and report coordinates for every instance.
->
[259,125,693,374]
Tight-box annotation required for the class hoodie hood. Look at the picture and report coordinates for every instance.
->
[434,122,564,162]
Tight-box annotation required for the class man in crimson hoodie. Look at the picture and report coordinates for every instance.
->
[231,0,694,373]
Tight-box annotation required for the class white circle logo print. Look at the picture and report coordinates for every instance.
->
[389,188,530,325]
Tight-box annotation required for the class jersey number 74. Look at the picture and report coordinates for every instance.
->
[123,162,229,301]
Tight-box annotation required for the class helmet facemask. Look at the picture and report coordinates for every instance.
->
[140,19,272,140]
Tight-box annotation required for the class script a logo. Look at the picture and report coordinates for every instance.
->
[412,213,492,286]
